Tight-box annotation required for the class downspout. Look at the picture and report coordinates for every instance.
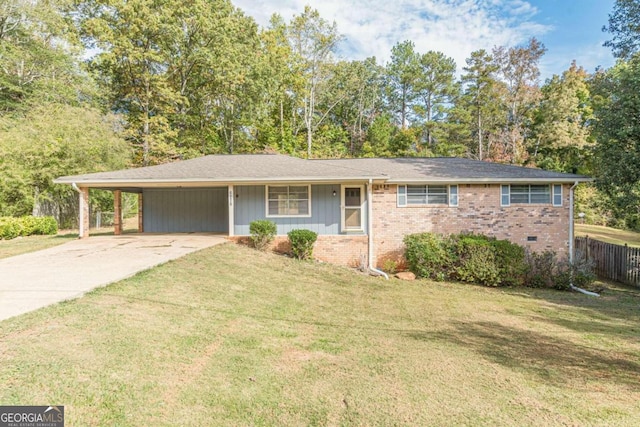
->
[71,182,84,239]
[568,181,599,297]
[367,179,389,279]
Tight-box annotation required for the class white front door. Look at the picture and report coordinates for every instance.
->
[342,185,364,232]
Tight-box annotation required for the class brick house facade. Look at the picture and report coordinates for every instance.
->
[56,155,588,270]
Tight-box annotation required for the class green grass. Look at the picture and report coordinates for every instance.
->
[0,233,76,259]
[1,243,639,426]
[576,224,640,247]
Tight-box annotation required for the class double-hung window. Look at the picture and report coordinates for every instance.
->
[501,184,563,207]
[397,185,458,207]
[266,185,311,217]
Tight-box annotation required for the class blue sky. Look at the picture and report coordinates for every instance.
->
[232,0,617,81]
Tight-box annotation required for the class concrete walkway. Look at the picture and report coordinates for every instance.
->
[0,234,226,322]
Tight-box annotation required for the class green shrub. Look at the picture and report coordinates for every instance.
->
[35,216,58,235]
[249,220,277,251]
[288,229,318,260]
[452,235,501,286]
[405,232,527,286]
[0,217,23,240]
[492,239,527,286]
[403,233,453,280]
[0,216,57,240]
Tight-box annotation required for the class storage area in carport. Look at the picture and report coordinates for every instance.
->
[142,187,228,233]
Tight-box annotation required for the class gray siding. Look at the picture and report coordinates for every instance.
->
[143,188,228,232]
[234,184,367,235]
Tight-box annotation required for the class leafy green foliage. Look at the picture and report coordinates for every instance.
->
[603,0,640,59]
[592,57,640,231]
[249,220,277,251]
[0,103,130,222]
[404,232,527,287]
[524,250,596,291]
[287,229,318,260]
[403,233,452,281]
[0,216,58,240]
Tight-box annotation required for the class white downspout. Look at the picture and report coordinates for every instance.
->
[568,181,599,297]
[71,182,84,239]
[367,179,389,279]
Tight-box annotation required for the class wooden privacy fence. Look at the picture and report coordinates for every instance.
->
[574,236,640,287]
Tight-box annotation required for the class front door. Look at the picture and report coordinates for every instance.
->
[342,186,363,231]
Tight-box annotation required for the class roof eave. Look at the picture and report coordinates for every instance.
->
[53,176,388,187]
[385,177,593,184]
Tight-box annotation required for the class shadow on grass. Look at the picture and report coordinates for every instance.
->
[409,320,640,389]
[502,283,640,327]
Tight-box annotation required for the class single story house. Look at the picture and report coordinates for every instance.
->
[54,154,590,268]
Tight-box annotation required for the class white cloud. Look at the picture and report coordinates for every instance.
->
[233,0,552,72]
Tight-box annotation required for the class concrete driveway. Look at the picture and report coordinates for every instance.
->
[0,234,226,322]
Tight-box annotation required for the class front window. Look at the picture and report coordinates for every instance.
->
[501,184,556,206]
[266,185,310,217]
[398,185,458,206]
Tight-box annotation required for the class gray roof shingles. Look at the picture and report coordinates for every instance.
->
[55,154,589,186]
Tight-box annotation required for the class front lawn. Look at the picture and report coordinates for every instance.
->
[1,243,639,425]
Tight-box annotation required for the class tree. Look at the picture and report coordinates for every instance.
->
[0,103,130,222]
[0,0,89,112]
[591,58,640,230]
[414,51,458,148]
[459,49,504,160]
[492,38,546,164]
[322,58,383,155]
[532,62,593,172]
[79,0,259,163]
[603,0,640,59]
[286,6,342,158]
[385,40,420,129]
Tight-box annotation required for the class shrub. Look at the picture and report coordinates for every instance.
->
[249,220,276,251]
[403,233,453,280]
[288,229,318,260]
[0,217,22,240]
[23,216,58,235]
[35,216,58,235]
[405,232,527,286]
[524,250,557,288]
[382,259,399,274]
[554,251,596,291]
[492,238,527,286]
[451,235,501,286]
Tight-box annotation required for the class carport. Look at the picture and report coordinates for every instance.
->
[67,185,232,237]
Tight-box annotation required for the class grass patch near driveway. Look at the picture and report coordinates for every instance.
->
[1,243,639,426]
[0,233,76,259]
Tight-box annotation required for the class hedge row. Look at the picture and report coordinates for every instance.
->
[0,216,58,240]
[404,232,595,289]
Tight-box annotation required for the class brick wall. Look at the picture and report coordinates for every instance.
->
[371,183,571,266]
[229,235,369,267]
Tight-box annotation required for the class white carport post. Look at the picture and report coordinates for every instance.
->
[73,183,90,239]
[228,185,234,237]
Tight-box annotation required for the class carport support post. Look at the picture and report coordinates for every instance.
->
[138,193,143,232]
[114,190,123,235]
[228,185,234,237]
[79,186,90,238]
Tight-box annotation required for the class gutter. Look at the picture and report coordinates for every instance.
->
[568,180,599,297]
[367,179,389,280]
